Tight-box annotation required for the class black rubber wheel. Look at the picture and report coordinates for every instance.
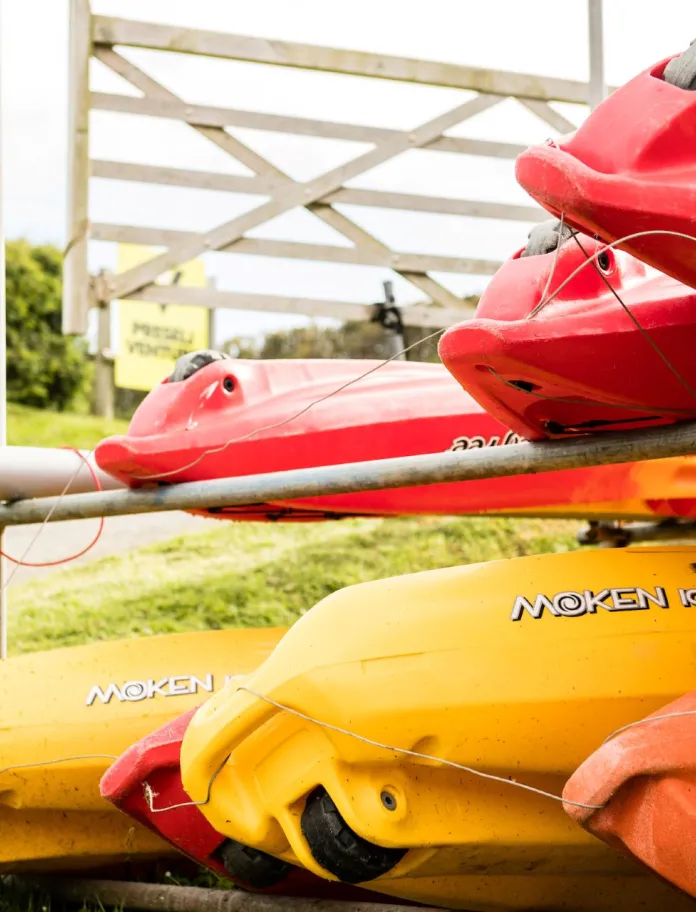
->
[216,838,293,889]
[664,40,696,90]
[520,218,572,258]
[167,349,231,383]
[301,786,406,884]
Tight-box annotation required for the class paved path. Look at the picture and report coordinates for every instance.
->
[2,511,213,587]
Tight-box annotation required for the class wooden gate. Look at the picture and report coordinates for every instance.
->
[64,2,605,410]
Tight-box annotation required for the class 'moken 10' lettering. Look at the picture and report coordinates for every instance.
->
[511,587,668,621]
[85,672,244,706]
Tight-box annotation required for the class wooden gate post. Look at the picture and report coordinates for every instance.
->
[63,0,92,336]
[92,300,115,419]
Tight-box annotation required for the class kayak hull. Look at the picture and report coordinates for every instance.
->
[0,628,283,873]
[177,546,696,911]
[439,233,696,440]
[564,687,696,902]
[515,52,696,291]
[97,358,696,521]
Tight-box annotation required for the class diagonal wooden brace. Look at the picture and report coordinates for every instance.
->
[96,48,496,311]
[106,88,501,301]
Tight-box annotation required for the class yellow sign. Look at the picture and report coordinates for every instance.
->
[114,245,210,392]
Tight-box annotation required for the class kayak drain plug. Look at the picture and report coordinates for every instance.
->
[381,790,397,810]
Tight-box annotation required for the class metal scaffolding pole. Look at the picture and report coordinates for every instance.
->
[0,447,124,500]
[1,420,696,528]
[588,0,606,110]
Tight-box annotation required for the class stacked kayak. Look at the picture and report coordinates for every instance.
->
[0,628,383,900]
[439,226,696,440]
[439,38,696,446]
[95,356,696,522]
[515,43,696,292]
[103,546,696,911]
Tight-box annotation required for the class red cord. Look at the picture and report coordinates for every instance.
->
[0,447,105,567]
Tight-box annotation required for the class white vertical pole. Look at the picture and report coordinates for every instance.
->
[63,0,91,336]
[588,0,606,110]
[0,0,8,659]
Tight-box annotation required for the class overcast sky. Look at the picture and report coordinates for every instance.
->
[2,0,695,345]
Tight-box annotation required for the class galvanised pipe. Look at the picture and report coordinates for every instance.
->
[0,420,695,527]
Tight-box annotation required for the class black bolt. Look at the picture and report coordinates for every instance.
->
[380,790,397,811]
[597,251,611,272]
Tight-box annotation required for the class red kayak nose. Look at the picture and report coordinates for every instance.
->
[100,707,231,877]
[439,228,696,440]
[94,358,474,488]
[100,707,294,889]
[515,47,696,289]
[563,688,696,901]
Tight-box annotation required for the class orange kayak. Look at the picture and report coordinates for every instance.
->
[564,687,696,900]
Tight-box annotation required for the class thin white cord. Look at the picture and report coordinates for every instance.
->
[528,228,696,319]
[133,681,604,816]
[239,686,604,811]
[143,752,230,814]
[570,232,696,403]
[1,330,445,602]
[1,448,98,594]
[6,702,696,819]
[0,753,117,776]
[135,230,696,483]
[602,709,696,744]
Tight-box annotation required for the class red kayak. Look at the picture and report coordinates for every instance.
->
[515,42,696,290]
[94,355,689,521]
[439,224,696,440]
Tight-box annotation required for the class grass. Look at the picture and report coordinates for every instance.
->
[2,405,581,656]
[7,402,128,449]
[9,513,579,656]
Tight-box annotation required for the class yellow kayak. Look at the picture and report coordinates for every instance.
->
[0,627,284,872]
[181,546,696,911]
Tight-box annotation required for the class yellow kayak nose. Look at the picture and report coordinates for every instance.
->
[181,545,696,911]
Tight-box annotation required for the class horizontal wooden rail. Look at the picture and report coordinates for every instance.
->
[119,285,473,328]
[92,16,611,104]
[91,91,529,160]
[90,160,544,224]
[92,222,503,276]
